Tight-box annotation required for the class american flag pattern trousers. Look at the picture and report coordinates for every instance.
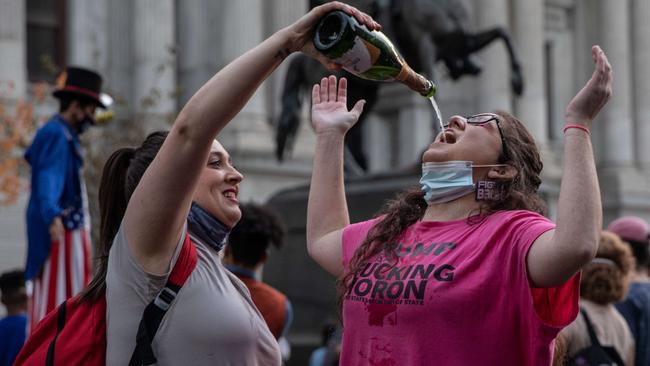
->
[26,227,91,333]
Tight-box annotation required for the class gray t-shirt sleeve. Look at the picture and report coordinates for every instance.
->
[106,222,186,365]
[109,222,186,297]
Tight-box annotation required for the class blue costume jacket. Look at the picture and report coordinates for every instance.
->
[24,115,85,280]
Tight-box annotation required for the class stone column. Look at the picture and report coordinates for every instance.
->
[597,0,633,166]
[0,0,27,99]
[216,0,270,153]
[593,0,650,222]
[67,0,109,70]
[105,0,134,119]
[512,0,547,145]
[396,95,433,168]
[263,0,307,121]
[133,0,177,133]
[474,0,512,113]
[631,0,650,169]
[177,0,212,106]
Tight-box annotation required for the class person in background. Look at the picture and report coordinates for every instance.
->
[308,321,342,366]
[223,203,293,359]
[560,231,635,365]
[609,216,650,366]
[0,269,28,366]
[24,67,109,330]
[552,333,568,366]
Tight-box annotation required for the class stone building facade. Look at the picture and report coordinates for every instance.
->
[1,0,649,356]
[2,0,649,221]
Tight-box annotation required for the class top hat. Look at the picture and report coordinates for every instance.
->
[53,66,107,108]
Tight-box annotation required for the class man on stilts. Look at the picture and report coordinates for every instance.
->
[24,66,110,331]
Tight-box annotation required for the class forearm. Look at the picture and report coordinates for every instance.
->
[38,189,62,225]
[528,46,610,287]
[553,130,601,264]
[306,131,349,249]
[36,173,64,225]
[125,29,294,259]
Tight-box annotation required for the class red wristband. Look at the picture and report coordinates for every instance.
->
[563,124,590,135]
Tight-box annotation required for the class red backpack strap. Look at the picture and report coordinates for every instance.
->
[129,233,197,366]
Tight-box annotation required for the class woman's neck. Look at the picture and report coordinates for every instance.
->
[422,194,482,222]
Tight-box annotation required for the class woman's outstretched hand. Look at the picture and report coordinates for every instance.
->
[311,76,365,135]
[285,1,380,70]
[565,45,613,128]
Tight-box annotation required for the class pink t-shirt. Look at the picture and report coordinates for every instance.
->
[341,210,579,366]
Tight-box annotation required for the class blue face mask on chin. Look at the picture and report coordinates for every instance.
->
[186,202,231,252]
[419,161,508,205]
[420,161,475,204]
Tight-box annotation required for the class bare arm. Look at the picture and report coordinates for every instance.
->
[307,76,365,277]
[527,46,612,287]
[124,3,378,273]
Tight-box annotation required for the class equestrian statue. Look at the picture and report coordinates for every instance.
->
[275,0,524,175]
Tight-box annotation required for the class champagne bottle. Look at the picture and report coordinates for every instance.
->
[313,10,435,97]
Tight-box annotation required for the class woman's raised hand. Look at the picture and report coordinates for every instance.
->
[565,45,613,128]
[284,1,380,70]
[311,76,365,135]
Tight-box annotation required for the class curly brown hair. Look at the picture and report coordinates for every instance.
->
[580,231,634,305]
[337,111,547,317]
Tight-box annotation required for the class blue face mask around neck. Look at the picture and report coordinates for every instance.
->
[186,202,231,252]
[419,161,507,205]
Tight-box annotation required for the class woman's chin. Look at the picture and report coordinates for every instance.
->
[422,150,453,163]
[223,210,242,228]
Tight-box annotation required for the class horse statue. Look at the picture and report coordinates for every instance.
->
[275,0,524,175]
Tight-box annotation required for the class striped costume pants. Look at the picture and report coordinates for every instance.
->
[26,227,91,333]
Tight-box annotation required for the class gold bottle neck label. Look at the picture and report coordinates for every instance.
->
[395,65,410,82]
[397,65,431,94]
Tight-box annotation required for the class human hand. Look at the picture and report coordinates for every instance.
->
[564,45,613,128]
[49,216,64,242]
[284,1,380,70]
[311,76,365,135]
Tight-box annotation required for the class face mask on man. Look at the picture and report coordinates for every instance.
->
[419,161,509,205]
[76,114,95,134]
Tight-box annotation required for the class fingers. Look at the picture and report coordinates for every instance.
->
[314,75,348,104]
[320,77,328,102]
[338,77,348,104]
[351,99,366,118]
[598,49,610,86]
[592,45,612,74]
[590,45,613,90]
[328,75,337,101]
[317,1,381,30]
[591,45,600,62]
[312,84,320,105]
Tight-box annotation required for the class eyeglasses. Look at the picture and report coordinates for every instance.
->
[444,113,509,162]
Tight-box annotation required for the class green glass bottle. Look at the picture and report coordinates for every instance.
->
[314,10,436,97]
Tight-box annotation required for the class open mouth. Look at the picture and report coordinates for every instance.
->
[439,130,457,143]
[222,189,238,201]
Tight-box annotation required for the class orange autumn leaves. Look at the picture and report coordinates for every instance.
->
[0,81,48,205]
